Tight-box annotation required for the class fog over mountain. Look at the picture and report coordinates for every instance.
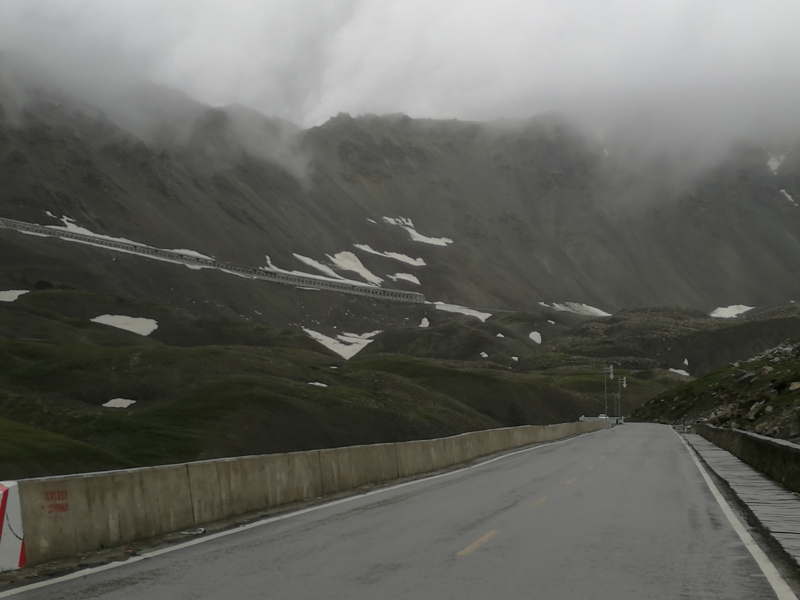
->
[1,0,799,326]
[2,0,799,157]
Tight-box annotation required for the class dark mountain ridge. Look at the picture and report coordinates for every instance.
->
[1,62,799,332]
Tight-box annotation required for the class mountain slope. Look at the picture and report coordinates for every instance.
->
[1,63,799,326]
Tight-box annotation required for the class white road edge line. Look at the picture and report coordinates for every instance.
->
[675,429,798,600]
[0,429,606,597]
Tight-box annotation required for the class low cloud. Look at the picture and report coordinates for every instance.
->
[1,0,798,159]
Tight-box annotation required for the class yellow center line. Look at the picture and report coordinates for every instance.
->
[586,465,594,471]
[456,530,500,556]
[530,496,548,508]
[565,477,577,485]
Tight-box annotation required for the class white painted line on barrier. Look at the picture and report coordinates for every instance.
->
[0,426,607,597]
[676,429,798,600]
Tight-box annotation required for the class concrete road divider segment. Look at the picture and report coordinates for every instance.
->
[10,421,608,568]
[18,464,195,566]
[396,438,449,478]
[319,443,399,494]
[187,452,324,524]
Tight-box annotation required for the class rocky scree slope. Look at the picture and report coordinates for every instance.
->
[633,339,800,442]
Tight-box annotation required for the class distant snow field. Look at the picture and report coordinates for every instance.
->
[382,216,454,246]
[431,301,492,322]
[303,328,382,360]
[669,369,691,377]
[529,331,542,344]
[551,302,612,317]
[496,333,504,338]
[308,382,328,388]
[0,290,29,302]
[353,244,426,267]
[710,305,754,318]
[511,356,519,362]
[90,315,159,336]
[419,318,430,328]
[102,398,137,408]
[547,319,555,325]
[480,352,489,358]
[683,358,689,366]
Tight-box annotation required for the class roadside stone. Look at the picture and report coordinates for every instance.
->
[790,382,800,392]
[746,401,764,420]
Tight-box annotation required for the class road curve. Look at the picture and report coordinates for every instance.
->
[9,424,780,599]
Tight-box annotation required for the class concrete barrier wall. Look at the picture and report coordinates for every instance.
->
[696,424,800,494]
[319,443,398,494]
[16,420,608,567]
[19,464,194,566]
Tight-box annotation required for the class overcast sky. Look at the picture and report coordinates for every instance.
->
[1,0,799,143]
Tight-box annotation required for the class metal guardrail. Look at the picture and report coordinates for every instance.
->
[0,217,426,304]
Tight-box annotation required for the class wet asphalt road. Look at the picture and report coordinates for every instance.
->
[12,424,778,599]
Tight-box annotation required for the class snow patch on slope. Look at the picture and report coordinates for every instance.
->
[327,252,383,285]
[669,369,691,377]
[383,216,454,246]
[353,244,426,267]
[387,273,420,285]
[169,249,215,259]
[102,398,136,408]
[419,318,430,328]
[431,302,492,322]
[0,290,29,302]
[91,315,158,336]
[529,331,542,344]
[710,305,754,318]
[551,302,612,317]
[303,329,382,360]
[264,256,375,287]
[48,215,145,246]
[780,190,797,206]
[768,154,786,173]
[293,254,343,279]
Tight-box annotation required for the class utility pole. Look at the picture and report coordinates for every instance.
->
[602,365,614,417]
[617,376,626,424]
